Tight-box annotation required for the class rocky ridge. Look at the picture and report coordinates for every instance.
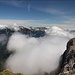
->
[59,38,75,75]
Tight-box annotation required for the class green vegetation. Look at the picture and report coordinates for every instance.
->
[0,69,23,75]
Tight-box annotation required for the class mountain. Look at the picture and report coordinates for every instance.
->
[0,25,46,37]
[58,38,75,75]
[0,25,46,71]
[46,26,68,36]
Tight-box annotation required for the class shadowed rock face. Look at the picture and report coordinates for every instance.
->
[58,38,75,75]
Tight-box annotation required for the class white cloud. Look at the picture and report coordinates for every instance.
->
[37,7,65,15]
[6,31,72,75]
[0,20,75,29]
[0,20,42,26]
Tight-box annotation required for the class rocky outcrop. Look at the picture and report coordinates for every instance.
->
[59,38,75,75]
[0,69,23,75]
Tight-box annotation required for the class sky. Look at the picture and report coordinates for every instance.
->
[0,0,75,27]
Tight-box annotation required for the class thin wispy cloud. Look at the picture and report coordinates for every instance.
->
[42,8,65,15]
[0,0,23,7]
[38,7,75,25]
[63,18,75,25]
[38,7,65,15]
[0,0,32,12]
[0,20,42,27]
[28,4,31,12]
[0,0,75,28]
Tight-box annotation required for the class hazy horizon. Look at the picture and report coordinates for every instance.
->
[0,0,75,27]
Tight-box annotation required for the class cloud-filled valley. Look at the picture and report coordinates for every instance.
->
[1,26,73,75]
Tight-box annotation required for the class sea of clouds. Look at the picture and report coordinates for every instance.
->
[4,26,75,75]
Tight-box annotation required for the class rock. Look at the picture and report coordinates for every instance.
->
[0,69,23,75]
[58,38,75,75]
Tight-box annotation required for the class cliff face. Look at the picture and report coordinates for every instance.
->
[45,38,75,75]
[58,38,75,75]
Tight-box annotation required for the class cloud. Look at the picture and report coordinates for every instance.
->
[28,4,31,12]
[63,18,75,24]
[6,27,74,75]
[0,20,75,29]
[0,0,23,7]
[43,8,65,15]
[37,7,65,16]
[0,20,41,26]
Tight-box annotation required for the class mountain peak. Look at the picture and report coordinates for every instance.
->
[0,24,7,29]
[46,26,68,36]
[51,26,62,31]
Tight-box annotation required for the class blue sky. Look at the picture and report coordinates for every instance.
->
[0,0,75,27]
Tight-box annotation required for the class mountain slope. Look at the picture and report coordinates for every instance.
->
[59,38,75,75]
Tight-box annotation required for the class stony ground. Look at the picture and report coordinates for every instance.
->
[0,69,23,75]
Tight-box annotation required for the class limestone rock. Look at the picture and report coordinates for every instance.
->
[59,38,75,75]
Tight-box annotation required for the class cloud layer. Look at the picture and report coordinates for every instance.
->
[5,26,74,75]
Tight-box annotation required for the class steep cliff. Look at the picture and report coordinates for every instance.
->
[59,38,75,75]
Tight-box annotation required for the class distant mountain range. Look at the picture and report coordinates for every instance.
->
[0,25,46,71]
[0,25,46,37]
